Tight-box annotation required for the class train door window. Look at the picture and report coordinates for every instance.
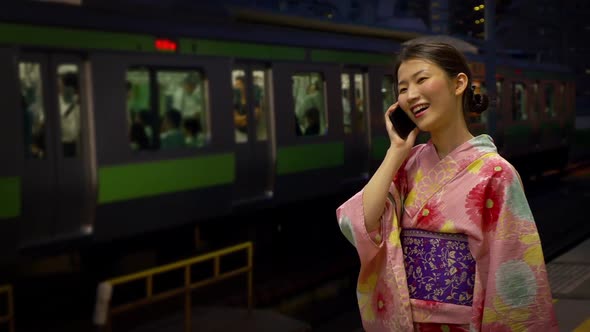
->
[232,69,249,143]
[341,73,352,134]
[126,69,153,150]
[354,73,367,133]
[512,82,527,121]
[382,75,395,113]
[559,83,566,116]
[156,70,208,149]
[544,83,556,118]
[292,72,326,136]
[253,70,268,142]
[532,81,542,118]
[231,69,268,143]
[19,62,46,159]
[496,80,503,121]
[56,64,81,157]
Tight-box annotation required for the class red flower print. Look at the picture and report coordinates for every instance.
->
[479,159,514,182]
[417,199,444,229]
[372,280,394,320]
[465,180,504,232]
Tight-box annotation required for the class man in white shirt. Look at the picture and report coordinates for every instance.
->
[59,72,80,157]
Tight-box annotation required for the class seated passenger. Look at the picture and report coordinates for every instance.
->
[130,122,149,150]
[183,118,204,148]
[303,107,320,136]
[133,110,154,144]
[160,109,185,149]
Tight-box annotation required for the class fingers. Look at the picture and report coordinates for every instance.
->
[407,127,420,141]
[385,102,399,117]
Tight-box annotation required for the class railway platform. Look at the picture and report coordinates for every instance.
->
[549,237,590,331]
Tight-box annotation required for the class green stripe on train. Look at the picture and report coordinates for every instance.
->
[311,49,394,65]
[98,154,235,204]
[0,177,20,219]
[181,39,306,61]
[277,142,344,175]
[0,23,155,52]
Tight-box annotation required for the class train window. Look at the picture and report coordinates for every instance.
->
[341,74,352,134]
[544,84,556,118]
[20,62,46,159]
[57,64,81,158]
[382,75,395,113]
[156,70,208,149]
[253,70,268,142]
[355,73,366,133]
[469,80,487,124]
[512,82,528,121]
[127,69,153,150]
[293,73,326,136]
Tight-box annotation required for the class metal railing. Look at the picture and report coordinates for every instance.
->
[0,284,15,332]
[94,241,253,332]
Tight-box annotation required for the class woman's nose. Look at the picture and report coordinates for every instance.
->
[407,85,419,103]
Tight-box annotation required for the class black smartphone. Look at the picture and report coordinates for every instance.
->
[389,107,417,140]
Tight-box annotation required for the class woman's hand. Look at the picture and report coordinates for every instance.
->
[384,102,420,152]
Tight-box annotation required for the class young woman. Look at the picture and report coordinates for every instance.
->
[336,42,557,331]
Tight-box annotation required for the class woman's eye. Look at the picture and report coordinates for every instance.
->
[399,88,407,94]
[417,77,427,83]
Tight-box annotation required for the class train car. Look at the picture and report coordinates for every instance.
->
[0,1,576,268]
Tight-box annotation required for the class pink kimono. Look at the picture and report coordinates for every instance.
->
[336,135,558,331]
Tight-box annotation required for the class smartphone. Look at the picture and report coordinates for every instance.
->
[389,107,417,140]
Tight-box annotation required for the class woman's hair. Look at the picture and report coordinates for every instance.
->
[393,42,489,114]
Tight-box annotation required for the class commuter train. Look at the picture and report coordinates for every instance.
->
[0,1,576,266]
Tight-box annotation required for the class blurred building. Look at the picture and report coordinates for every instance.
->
[35,0,590,102]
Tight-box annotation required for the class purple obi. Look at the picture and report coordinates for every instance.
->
[401,229,476,306]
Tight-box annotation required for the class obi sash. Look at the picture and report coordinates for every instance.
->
[401,229,476,306]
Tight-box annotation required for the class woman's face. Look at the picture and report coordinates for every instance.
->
[397,59,460,133]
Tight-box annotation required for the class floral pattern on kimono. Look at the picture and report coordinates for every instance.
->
[336,135,557,331]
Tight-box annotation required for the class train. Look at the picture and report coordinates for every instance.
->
[0,1,577,267]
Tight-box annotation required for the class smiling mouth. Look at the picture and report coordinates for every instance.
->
[411,104,429,118]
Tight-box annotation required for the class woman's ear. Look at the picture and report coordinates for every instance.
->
[455,73,468,96]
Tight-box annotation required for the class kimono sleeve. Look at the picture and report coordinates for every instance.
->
[479,167,558,331]
[336,182,404,267]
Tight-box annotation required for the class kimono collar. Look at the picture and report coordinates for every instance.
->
[425,134,497,165]
[403,134,498,218]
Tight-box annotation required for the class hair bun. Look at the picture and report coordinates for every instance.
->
[470,93,489,114]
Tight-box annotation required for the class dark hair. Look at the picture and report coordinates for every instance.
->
[164,109,182,128]
[61,72,79,93]
[130,122,149,150]
[393,42,488,114]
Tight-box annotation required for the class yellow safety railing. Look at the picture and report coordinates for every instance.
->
[0,284,15,332]
[96,241,253,332]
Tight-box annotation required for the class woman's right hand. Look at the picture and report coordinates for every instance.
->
[384,102,420,152]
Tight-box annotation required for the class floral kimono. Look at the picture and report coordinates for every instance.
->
[336,135,557,331]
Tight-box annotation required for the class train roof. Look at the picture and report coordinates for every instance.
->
[0,1,576,77]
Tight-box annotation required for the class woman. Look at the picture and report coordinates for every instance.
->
[336,42,557,331]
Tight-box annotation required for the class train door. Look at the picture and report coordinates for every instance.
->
[18,53,93,248]
[231,64,274,204]
[341,69,370,181]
